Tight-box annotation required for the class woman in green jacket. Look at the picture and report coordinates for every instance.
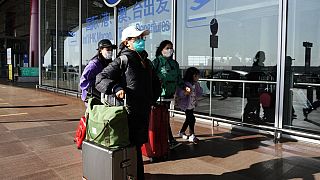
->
[153,40,183,149]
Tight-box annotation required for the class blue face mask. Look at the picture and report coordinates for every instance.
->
[133,39,145,53]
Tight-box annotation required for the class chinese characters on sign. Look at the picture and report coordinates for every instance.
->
[84,0,170,45]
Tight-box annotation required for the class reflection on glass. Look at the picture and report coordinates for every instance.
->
[286,0,320,135]
[57,0,79,90]
[82,2,114,68]
[117,0,171,60]
[177,0,279,126]
[41,0,56,87]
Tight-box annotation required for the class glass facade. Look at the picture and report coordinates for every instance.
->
[40,0,56,87]
[284,0,320,135]
[177,0,279,128]
[81,0,114,69]
[116,0,172,60]
[39,0,320,140]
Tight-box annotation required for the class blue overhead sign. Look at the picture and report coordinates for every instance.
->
[190,0,210,11]
[186,0,213,28]
[103,0,121,7]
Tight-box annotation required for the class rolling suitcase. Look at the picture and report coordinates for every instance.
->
[141,104,169,162]
[82,141,137,180]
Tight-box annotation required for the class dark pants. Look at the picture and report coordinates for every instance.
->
[136,145,144,180]
[162,101,175,142]
[312,100,320,109]
[243,97,261,121]
[180,109,196,135]
[307,100,320,113]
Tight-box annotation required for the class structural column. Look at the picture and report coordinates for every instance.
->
[29,0,39,67]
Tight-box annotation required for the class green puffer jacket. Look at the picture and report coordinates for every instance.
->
[152,56,183,98]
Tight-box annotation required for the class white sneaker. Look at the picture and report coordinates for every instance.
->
[177,132,188,140]
[188,134,199,144]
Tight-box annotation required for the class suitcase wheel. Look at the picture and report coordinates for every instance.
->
[149,157,157,163]
[149,156,168,163]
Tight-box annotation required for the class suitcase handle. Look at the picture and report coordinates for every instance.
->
[120,159,132,168]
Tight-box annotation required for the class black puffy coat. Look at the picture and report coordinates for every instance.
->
[95,47,161,145]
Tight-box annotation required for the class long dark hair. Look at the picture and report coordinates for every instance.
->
[183,67,200,83]
[94,49,104,60]
[156,40,173,58]
[253,51,265,66]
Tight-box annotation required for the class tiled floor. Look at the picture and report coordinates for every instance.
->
[0,82,319,180]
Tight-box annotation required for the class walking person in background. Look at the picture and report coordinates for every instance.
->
[95,26,160,180]
[303,75,320,119]
[176,67,203,144]
[79,39,116,106]
[153,40,184,149]
[243,51,266,123]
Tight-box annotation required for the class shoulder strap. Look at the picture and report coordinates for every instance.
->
[119,55,128,70]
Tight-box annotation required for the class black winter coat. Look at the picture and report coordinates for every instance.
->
[95,47,161,145]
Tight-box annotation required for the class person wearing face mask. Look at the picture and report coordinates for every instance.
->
[79,39,116,105]
[95,26,161,180]
[152,40,184,150]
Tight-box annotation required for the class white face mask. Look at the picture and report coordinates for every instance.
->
[163,49,173,57]
[102,51,113,59]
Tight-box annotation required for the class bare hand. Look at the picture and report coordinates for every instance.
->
[116,90,125,99]
[184,87,191,95]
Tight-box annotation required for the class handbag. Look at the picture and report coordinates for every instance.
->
[86,97,130,149]
[74,115,87,149]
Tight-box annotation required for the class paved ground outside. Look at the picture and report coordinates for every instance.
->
[0,82,320,180]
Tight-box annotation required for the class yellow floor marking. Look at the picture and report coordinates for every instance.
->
[0,103,9,105]
[0,112,28,117]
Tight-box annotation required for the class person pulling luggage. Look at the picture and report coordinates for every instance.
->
[152,40,184,149]
[95,26,161,180]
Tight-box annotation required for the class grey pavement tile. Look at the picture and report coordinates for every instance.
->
[45,121,79,134]
[54,162,83,180]
[12,126,57,140]
[35,145,82,168]
[0,131,19,144]
[0,83,320,180]
[12,169,61,180]
[22,133,75,152]
[0,152,48,179]
[0,124,8,134]
[0,140,30,158]
[3,121,50,131]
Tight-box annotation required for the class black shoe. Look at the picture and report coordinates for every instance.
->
[303,108,309,118]
[169,140,182,150]
[219,96,228,100]
[292,113,297,119]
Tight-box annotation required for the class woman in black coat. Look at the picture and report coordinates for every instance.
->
[95,26,160,180]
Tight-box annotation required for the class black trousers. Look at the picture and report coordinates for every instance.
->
[162,101,175,142]
[136,145,144,180]
[180,109,196,135]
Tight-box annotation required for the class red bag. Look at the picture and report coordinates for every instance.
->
[141,104,169,162]
[260,92,272,108]
[74,116,87,149]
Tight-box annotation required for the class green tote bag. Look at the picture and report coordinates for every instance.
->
[86,97,130,149]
